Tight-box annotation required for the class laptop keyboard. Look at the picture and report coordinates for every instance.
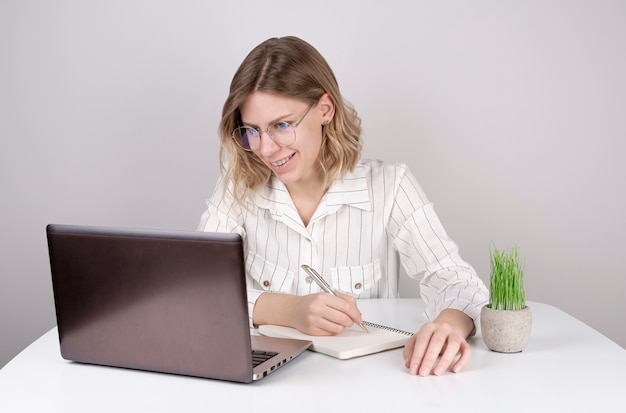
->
[251,350,278,367]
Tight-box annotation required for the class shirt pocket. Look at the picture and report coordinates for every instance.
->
[245,250,294,293]
[329,259,382,297]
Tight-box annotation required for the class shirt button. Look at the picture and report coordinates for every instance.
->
[354,283,362,290]
[305,276,313,284]
[262,280,270,287]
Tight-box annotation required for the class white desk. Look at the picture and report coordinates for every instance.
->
[1,299,625,412]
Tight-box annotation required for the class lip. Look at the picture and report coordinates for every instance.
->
[269,153,295,169]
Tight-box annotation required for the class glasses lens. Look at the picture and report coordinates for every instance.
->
[232,127,258,150]
[269,122,296,146]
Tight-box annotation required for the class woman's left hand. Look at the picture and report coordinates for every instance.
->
[402,309,475,376]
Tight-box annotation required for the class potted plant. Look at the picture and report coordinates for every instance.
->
[480,245,532,353]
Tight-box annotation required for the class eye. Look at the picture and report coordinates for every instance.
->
[273,121,292,131]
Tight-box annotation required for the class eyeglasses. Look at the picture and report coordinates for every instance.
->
[231,102,315,151]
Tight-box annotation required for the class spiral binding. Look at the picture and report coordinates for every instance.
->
[362,320,413,336]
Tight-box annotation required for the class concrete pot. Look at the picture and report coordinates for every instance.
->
[480,305,532,353]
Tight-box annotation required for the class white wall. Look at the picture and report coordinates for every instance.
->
[1,0,624,368]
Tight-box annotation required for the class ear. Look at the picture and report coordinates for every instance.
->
[318,93,335,125]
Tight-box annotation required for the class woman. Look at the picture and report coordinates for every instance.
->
[198,36,488,376]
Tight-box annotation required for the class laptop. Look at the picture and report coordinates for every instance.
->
[46,224,312,383]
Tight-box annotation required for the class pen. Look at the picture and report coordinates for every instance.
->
[301,264,369,333]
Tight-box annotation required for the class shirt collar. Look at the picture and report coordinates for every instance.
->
[323,162,372,212]
[251,161,373,217]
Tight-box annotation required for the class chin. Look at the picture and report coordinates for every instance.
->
[272,171,299,186]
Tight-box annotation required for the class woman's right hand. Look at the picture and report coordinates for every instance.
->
[254,291,364,336]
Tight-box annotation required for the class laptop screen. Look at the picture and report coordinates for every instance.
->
[47,224,258,381]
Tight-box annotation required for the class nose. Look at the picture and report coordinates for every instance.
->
[255,130,281,157]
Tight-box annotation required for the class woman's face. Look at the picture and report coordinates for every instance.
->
[240,91,331,188]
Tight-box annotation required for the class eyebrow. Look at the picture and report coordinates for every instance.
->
[240,111,296,129]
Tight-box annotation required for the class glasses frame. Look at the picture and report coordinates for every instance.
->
[231,102,315,151]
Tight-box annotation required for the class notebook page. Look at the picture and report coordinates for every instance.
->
[258,321,413,359]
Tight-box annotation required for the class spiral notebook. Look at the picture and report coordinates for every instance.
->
[258,321,414,360]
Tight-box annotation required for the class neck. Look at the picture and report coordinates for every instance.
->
[286,175,327,227]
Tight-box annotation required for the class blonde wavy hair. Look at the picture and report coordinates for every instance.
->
[218,36,362,206]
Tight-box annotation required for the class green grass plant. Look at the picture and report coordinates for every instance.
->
[489,245,526,311]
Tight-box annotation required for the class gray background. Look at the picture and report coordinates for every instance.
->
[1,0,624,368]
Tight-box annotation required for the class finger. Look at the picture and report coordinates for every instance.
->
[333,290,358,306]
[433,338,463,376]
[451,340,471,373]
[301,307,347,335]
[331,291,364,326]
[417,328,449,376]
[402,335,417,367]
[405,324,436,375]
[296,294,349,334]
[306,317,347,335]
[314,294,357,330]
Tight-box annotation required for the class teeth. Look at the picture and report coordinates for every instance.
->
[271,155,292,166]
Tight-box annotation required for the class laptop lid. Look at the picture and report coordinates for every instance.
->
[46,224,311,383]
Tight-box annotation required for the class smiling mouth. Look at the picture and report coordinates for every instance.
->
[271,153,294,167]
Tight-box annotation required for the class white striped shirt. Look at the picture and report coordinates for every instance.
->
[198,159,488,326]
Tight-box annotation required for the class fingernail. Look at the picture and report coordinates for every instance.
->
[419,366,430,376]
[410,364,418,375]
[434,366,444,376]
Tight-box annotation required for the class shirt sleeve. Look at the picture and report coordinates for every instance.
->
[197,175,245,234]
[197,176,264,328]
[389,166,489,326]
